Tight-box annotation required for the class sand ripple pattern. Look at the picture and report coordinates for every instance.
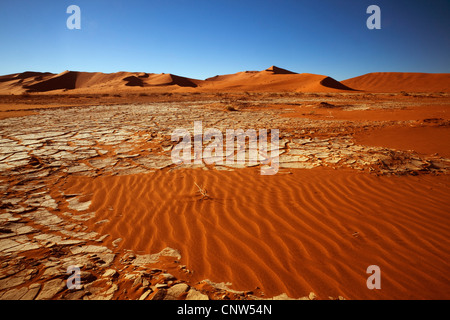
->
[64,168,450,299]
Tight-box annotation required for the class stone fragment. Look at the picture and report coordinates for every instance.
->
[63,290,87,300]
[94,253,115,267]
[0,239,20,252]
[186,288,209,300]
[112,238,122,247]
[0,272,28,291]
[40,197,58,210]
[23,209,63,229]
[0,287,29,300]
[309,292,317,300]
[84,283,118,300]
[2,241,40,253]
[69,212,96,221]
[70,245,111,255]
[95,219,109,225]
[150,289,167,300]
[139,290,152,300]
[132,247,181,266]
[161,273,176,281]
[35,278,66,300]
[101,269,117,278]
[67,198,92,212]
[164,283,189,300]
[21,283,41,300]
[42,267,65,278]
[95,234,109,242]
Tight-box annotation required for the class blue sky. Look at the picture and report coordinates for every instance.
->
[0,0,449,80]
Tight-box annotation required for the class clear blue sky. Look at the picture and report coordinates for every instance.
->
[0,0,449,80]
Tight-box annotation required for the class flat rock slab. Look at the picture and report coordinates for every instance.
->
[132,247,181,266]
[165,283,190,300]
[35,278,66,300]
[67,198,92,212]
[186,288,209,300]
[70,245,112,255]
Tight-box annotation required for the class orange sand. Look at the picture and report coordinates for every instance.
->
[354,126,450,158]
[342,72,450,93]
[58,167,450,299]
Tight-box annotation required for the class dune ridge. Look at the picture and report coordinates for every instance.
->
[18,70,199,93]
[0,66,353,94]
[1,68,449,94]
[1,67,449,94]
[60,167,450,299]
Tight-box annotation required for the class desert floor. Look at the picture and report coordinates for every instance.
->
[0,91,449,300]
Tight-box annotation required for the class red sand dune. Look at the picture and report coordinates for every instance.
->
[0,72,55,94]
[23,70,131,92]
[59,167,450,299]
[0,66,353,94]
[145,73,198,87]
[0,71,53,82]
[342,72,450,92]
[1,68,449,94]
[200,66,354,92]
[18,70,198,93]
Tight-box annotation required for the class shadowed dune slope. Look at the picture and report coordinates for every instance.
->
[0,71,54,82]
[0,72,55,94]
[145,73,199,87]
[320,76,355,91]
[342,72,450,92]
[24,70,141,92]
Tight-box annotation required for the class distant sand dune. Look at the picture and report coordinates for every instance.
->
[1,68,448,94]
[0,71,53,83]
[201,67,353,92]
[60,168,450,299]
[342,72,450,92]
[24,70,137,92]
[0,66,353,94]
[21,70,198,92]
[144,73,198,87]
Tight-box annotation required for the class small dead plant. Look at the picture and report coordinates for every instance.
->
[194,182,210,200]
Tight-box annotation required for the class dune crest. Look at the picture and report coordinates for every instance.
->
[264,65,297,74]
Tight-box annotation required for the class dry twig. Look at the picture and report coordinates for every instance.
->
[194,182,210,200]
